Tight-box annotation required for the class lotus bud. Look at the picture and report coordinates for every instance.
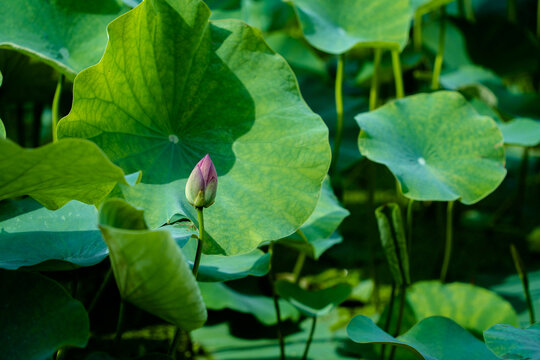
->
[185,154,218,208]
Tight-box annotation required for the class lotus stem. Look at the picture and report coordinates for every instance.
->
[269,242,286,360]
[516,147,530,223]
[510,244,536,324]
[388,285,407,360]
[114,299,125,344]
[431,7,446,90]
[293,229,309,283]
[380,283,397,360]
[413,11,423,51]
[537,0,540,38]
[330,53,346,173]
[51,74,64,143]
[406,199,414,254]
[369,49,382,111]
[301,316,317,360]
[440,201,454,282]
[88,267,113,313]
[391,50,404,98]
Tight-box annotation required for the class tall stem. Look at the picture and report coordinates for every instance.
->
[331,53,346,173]
[114,300,125,344]
[380,284,397,360]
[440,201,454,282]
[269,242,286,360]
[170,208,205,358]
[510,244,536,324]
[369,49,382,111]
[391,50,404,98]
[537,0,540,38]
[464,0,475,21]
[292,229,309,283]
[51,74,64,142]
[406,199,414,252]
[301,317,317,360]
[413,11,423,51]
[88,268,113,313]
[431,7,446,90]
[515,147,530,224]
[388,285,407,360]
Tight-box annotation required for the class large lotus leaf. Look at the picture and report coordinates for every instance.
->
[99,199,207,331]
[58,0,330,256]
[280,176,349,259]
[484,323,540,360]
[405,281,519,335]
[193,315,351,359]
[275,280,351,317]
[199,282,300,325]
[499,118,540,147]
[181,237,270,282]
[355,91,506,205]
[0,0,128,79]
[347,315,500,360]
[0,198,107,270]
[291,0,411,54]
[0,270,89,360]
[0,138,126,209]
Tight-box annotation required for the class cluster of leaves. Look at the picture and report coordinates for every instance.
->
[1,0,540,359]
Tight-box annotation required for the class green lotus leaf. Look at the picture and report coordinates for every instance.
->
[98,199,207,331]
[275,280,351,317]
[0,119,4,139]
[0,0,128,79]
[355,91,506,205]
[411,0,455,13]
[405,281,519,335]
[199,282,300,325]
[439,65,502,90]
[484,323,540,360]
[0,198,107,270]
[182,236,270,282]
[291,0,412,54]
[0,270,89,360]
[58,0,330,256]
[347,315,499,360]
[0,138,126,209]
[423,20,472,69]
[280,176,349,259]
[498,118,540,147]
[265,32,326,75]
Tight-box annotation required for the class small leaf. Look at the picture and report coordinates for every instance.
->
[375,203,410,285]
[484,323,540,360]
[99,199,207,331]
[0,270,89,360]
[347,315,500,360]
[356,91,506,205]
[0,198,107,270]
[291,0,412,54]
[0,138,126,209]
[0,0,128,78]
[499,118,540,147]
[275,280,351,317]
[199,282,299,325]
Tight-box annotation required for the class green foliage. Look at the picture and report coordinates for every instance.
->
[275,280,351,317]
[499,118,540,147]
[0,0,129,79]
[0,138,126,209]
[0,270,89,360]
[199,282,300,325]
[347,315,500,360]
[291,0,412,54]
[0,198,107,270]
[356,91,506,204]
[0,119,5,138]
[99,199,207,331]
[484,323,540,360]
[58,0,331,255]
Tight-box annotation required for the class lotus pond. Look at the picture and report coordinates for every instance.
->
[1,0,540,359]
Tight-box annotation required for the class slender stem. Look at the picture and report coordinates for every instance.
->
[193,207,205,278]
[510,244,536,324]
[380,284,397,360]
[537,0,540,38]
[114,300,125,344]
[431,7,446,90]
[508,0,517,23]
[51,74,64,142]
[440,201,454,282]
[170,208,205,357]
[464,0,475,21]
[293,229,309,283]
[413,11,423,51]
[330,53,345,173]
[369,49,382,111]
[389,286,407,360]
[88,268,113,313]
[301,317,317,360]
[515,147,530,224]
[406,199,414,252]
[457,0,465,17]
[391,50,404,99]
[269,242,286,360]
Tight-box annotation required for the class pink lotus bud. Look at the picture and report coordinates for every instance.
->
[185,154,218,208]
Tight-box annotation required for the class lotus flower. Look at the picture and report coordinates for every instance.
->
[185,154,218,208]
